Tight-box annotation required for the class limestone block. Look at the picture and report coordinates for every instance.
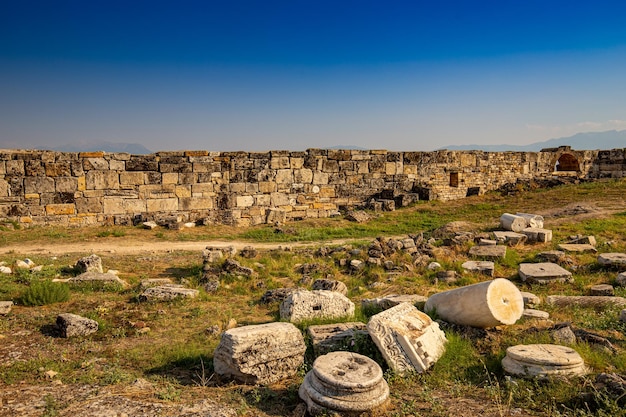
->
[139,285,199,301]
[275,169,293,184]
[589,284,614,296]
[521,291,541,307]
[469,245,506,259]
[75,254,103,273]
[270,156,290,169]
[45,204,75,215]
[299,352,389,415]
[616,272,626,287]
[598,253,626,267]
[493,231,528,246]
[367,302,447,373]
[502,344,587,378]
[67,272,129,288]
[6,160,25,175]
[146,198,178,212]
[500,213,527,232]
[108,159,125,171]
[0,301,13,315]
[213,322,306,384]
[103,197,125,214]
[161,172,178,184]
[522,309,550,319]
[311,279,348,295]
[56,313,98,338]
[83,157,109,170]
[307,322,369,355]
[522,227,552,243]
[280,290,355,323]
[546,295,626,308]
[55,177,78,193]
[86,171,119,190]
[24,177,55,194]
[518,262,572,284]
[179,197,214,210]
[461,260,495,276]
[424,278,524,328]
[236,196,254,207]
[557,243,597,253]
[515,213,544,229]
[361,294,428,311]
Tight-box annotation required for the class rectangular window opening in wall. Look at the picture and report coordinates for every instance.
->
[449,172,459,187]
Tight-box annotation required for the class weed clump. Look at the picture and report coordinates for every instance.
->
[20,280,70,306]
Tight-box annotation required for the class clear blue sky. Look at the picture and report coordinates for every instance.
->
[1,0,626,151]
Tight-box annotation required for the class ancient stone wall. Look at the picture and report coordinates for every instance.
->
[0,147,623,227]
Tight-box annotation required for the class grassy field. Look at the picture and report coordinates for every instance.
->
[0,178,625,416]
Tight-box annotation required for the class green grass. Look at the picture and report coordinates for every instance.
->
[19,280,70,306]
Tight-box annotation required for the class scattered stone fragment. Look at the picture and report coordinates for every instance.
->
[536,250,573,265]
[620,309,626,323]
[551,324,577,345]
[361,294,428,311]
[213,322,306,385]
[567,235,596,246]
[349,259,364,271]
[521,291,541,307]
[15,259,35,269]
[432,221,479,239]
[617,272,626,287]
[65,272,129,288]
[202,248,224,264]
[589,284,615,296]
[307,322,369,355]
[223,258,256,277]
[523,309,550,319]
[557,243,597,253]
[260,287,295,304]
[142,221,158,229]
[522,227,552,243]
[518,262,572,284]
[0,265,12,274]
[312,279,348,295]
[461,260,495,276]
[546,295,626,308]
[138,285,199,301]
[0,301,13,315]
[436,270,458,284]
[424,278,524,328]
[239,246,258,259]
[280,290,355,323]
[299,351,389,415]
[427,262,441,270]
[56,313,99,338]
[591,373,626,403]
[75,254,103,274]
[468,245,506,259]
[515,213,545,229]
[598,253,626,267]
[139,278,174,290]
[478,239,497,246]
[345,210,372,223]
[367,302,447,373]
[502,344,587,378]
[500,213,527,232]
[493,231,528,246]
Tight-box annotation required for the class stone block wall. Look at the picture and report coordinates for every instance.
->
[0,147,623,227]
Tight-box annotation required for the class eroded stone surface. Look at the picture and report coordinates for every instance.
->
[522,309,550,319]
[617,272,626,287]
[546,295,626,308]
[461,260,495,276]
[502,344,587,378]
[468,245,506,259]
[213,322,306,385]
[56,313,99,338]
[299,351,389,415]
[75,254,103,274]
[518,262,572,284]
[521,291,541,307]
[307,322,368,355]
[558,243,597,253]
[280,290,355,323]
[367,302,447,373]
[139,285,199,301]
[598,253,626,267]
[360,294,428,311]
[493,231,528,246]
[522,228,552,243]
[312,279,348,295]
[0,300,13,315]
[589,284,615,296]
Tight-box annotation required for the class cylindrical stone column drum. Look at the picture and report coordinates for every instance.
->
[424,278,524,328]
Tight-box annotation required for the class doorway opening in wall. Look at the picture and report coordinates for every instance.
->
[555,153,580,172]
[449,172,459,187]
[466,187,480,197]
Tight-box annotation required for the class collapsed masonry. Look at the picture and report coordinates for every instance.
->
[0,146,624,227]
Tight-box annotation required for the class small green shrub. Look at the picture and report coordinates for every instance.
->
[20,281,70,306]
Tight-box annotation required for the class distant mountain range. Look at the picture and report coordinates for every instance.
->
[442,130,626,152]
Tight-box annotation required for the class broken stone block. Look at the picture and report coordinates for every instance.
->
[589,284,615,296]
[213,322,306,385]
[367,302,447,374]
[468,245,506,259]
[551,325,577,345]
[142,221,158,229]
[567,235,597,246]
[521,291,541,307]
[616,272,626,287]
[260,287,295,304]
[424,278,524,328]
[557,243,597,253]
[0,266,12,274]
[138,285,199,301]
[299,351,389,415]
[360,294,428,312]
[0,301,13,315]
[537,250,572,265]
[522,309,550,320]
[502,344,587,378]
[461,260,495,276]
[280,290,355,323]
[239,246,258,259]
[518,262,572,284]
[66,272,129,288]
[312,279,348,295]
[436,270,458,284]
[598,253,626,267]
[522,228,552,243]
[139,278,174,290]
[620,309,626,323]
[493,231,527,246]
[75,254,103,274]
[500,213,527,232]
[223,258,256,277]
[56,313,98,338]
[479,239,497,246]
[202,248,224,264]
[345,210,372,223]
[546,295,626,308]
[515,213,544,229]
[307,322,369,355]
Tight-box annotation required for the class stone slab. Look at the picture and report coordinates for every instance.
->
[461,260,495,276]
[138,285,199,301]
[67,272,129,288]
[468,245,506,259]
[360,294,428,311]
[56,313,99,338]
[493,231,528,246]
[557,243,597,253]
[522,227,552,243]
[521,291,540,307]
[518,262,572,284]
[598,253,626,267]
[502,344,587,378]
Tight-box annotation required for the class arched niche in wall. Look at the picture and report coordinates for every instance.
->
[554,153,580,172]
